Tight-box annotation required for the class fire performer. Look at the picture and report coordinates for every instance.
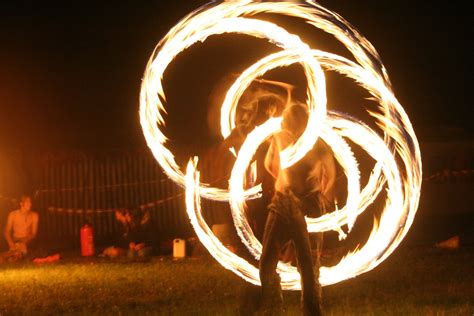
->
[260,104,336,315]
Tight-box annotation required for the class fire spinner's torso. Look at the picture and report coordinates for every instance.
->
[272,130,336,215]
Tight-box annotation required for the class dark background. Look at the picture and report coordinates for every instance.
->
[0,0,472,151]
[0,1,472,253]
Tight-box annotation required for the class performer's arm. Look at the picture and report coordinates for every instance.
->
[219,125,246,153]
[264,137,279,179]
[321,154,336,202]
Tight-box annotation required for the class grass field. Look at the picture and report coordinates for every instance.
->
[0,246,472,315]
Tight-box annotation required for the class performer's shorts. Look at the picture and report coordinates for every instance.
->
[267,189,323,224]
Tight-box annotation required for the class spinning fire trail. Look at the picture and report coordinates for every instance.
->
[140,1,422,289]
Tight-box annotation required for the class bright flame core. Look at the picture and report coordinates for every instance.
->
[140,1,422,289]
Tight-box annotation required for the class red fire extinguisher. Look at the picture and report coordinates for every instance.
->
[80,224,95,257]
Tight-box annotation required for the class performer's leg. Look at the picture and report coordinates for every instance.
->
[290,209,322,316]
[313,232,324,314]
[259,210,286,313]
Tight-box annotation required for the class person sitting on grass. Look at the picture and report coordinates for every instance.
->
[102,207,153,259]
[2,195,39,262]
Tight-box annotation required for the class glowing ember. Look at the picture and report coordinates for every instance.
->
[140,1,422,289]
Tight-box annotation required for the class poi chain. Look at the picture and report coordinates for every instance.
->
[140,1,422,289]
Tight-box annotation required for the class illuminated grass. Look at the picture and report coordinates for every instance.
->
[0,246,472,315]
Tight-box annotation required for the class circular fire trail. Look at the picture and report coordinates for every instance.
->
[140,1,422,289]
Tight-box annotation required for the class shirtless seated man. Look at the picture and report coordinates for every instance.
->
[260,104,336,315]
[3,195,39,258]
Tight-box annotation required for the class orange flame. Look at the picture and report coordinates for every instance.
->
[140,1,422,289]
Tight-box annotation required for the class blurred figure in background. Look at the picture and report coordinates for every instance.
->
[113,207,153,258]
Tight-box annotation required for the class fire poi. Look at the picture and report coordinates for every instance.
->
[139,0,422,289]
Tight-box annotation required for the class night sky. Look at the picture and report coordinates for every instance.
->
[0,0,472,151]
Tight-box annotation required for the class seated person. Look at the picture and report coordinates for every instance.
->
[3,195,39,260]
[110,207,153,258]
